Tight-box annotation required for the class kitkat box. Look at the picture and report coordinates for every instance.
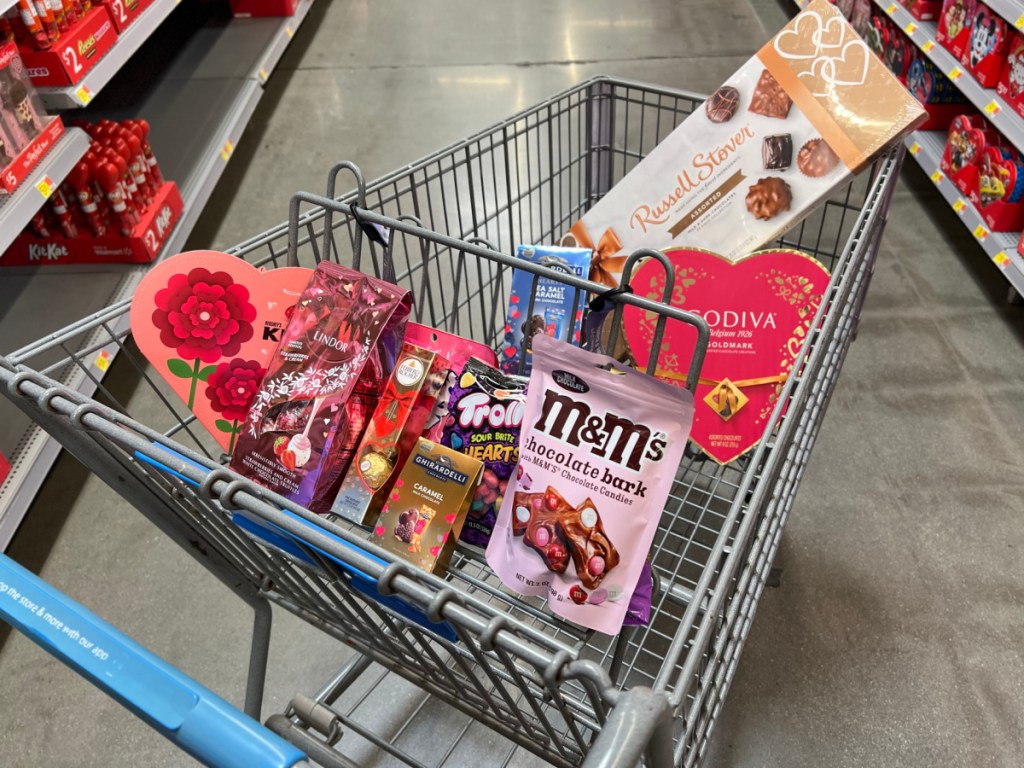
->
[936,0,977,62]
[562,0,925,282]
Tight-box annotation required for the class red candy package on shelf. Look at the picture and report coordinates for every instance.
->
[486,335,694,634]
[936,0,977,61]
[230,263,412,513]
[402,323,498,441]
[440,358,527,548]
[997,32,1024,119]
[965,3,1011,88]
[902,0,943,20]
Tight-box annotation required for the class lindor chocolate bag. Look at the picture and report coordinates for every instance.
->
[564,0,926,283]
[486,335,694,634]
[230,263,412,512]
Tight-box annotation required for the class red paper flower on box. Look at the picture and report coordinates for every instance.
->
[152,267,257,409]
[205,358,266,452]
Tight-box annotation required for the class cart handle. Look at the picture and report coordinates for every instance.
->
[134,445,458,643]
[0,554,308,768]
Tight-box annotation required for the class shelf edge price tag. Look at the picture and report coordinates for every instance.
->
[285,25,294,37]
[886,2,896,13]
[258,66,269,82]
[35,175,54,199]
[922,40,935,52]
[94,350,110,372]
[984,99,1001,116]
[973,223,989,241]
[953,198,967,214]
[220,139,234,161]
[905,22,917,35]
[930,169,944,184]
[75,85,92,105]
[1016,13,1024,30]
[993,250,1010,268]
[909,142,921,156]
[949,66,963,81]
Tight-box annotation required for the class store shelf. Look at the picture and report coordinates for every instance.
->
[984,0,1024,29]
[36,0,183,110]
[0,128,90,255]
[906,130,1024,295]
[0,3,315,549]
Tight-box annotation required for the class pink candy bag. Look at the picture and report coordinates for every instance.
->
[486,335,694,634]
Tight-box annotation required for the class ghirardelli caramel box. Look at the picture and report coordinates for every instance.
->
[564,0,927,281]
[368,439,482,574]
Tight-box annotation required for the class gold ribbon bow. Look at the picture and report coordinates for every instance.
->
[567,222,627,288]
[650,368,788,421]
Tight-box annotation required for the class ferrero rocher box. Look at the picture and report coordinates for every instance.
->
[564,0,926,285]
[368,439,482,574]
[330,343,449,526]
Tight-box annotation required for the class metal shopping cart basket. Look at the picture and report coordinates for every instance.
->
[0,77,902,768]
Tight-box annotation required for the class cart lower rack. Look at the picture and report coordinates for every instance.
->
[0,77,902,767]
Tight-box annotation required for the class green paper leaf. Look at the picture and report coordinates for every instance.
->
[215,419,235,433]
[198,365,218,381]
[167,358,194,378]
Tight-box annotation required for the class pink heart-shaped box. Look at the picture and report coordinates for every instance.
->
[623,247,830,464]
[130,250,312,452]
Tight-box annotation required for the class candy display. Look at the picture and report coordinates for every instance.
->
[997,32,1024,119]
[330,343,449,526]
[14,5,118,87]
[368,438,483,574]
[486,335,694,634]
[965,3,1011,88]
[499,244,591,374]
[440,358,527,547]
[561,0,925,275]
[230,263,412,513]
[936,0,977,62]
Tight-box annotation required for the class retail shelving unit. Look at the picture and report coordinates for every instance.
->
[36,0,183,110]
[0,2,316,550]
[0,127,90,254]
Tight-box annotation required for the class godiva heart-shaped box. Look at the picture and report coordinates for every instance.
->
[130,251,312,452]
[622,247,830,464]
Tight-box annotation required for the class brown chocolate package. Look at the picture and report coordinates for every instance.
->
[229,262,411,512]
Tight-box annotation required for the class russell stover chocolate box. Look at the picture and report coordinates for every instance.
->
[329,343,449,526]
[563,0,926,277]
[368,438,483,574]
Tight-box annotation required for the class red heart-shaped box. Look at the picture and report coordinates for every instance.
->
[623,247,831,464]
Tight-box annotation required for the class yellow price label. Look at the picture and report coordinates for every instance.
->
[949,66,963,80]
[993,250,1010,267]
[984,100,1001,116]
[905,22,917,34]
[909,142,921,156]
[94,350,110,372]
[285,25,294,37]
[35,175,54,199]
[973,224,989,240]
[886,2,897,13]
[953,198,967,213]
[1016,13,1024,30]
[220,139,234,161]
[75,85,92,105]
[258,67,268,82]
[922,40,935,52]
[931,169,944,184]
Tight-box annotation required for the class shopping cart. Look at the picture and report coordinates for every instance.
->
[0,77,902,767]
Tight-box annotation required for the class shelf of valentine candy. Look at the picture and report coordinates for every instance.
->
[1,115,181,265]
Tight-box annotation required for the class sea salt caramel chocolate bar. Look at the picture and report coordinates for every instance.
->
[561,498,620,590]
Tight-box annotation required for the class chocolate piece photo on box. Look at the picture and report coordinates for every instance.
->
[562,497,620,590]
[705,85,740,123]
[762,134,792,170]
[797,138,840,178]
[521,488,571,573]
[745,177,792,220]
[748,69,791,119]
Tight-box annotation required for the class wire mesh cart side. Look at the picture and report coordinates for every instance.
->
[0,77,905,768]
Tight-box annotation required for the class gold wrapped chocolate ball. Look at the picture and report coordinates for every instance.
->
[359,449,394,490]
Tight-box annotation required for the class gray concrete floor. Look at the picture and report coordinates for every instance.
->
[2,1,1024,766]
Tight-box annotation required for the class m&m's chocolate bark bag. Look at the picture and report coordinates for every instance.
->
[486,335,694,634]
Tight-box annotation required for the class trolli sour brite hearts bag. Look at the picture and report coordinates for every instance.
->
[486,335,694,634]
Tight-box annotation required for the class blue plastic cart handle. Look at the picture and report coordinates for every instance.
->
[0,554,307,768]
[135,446,458,642]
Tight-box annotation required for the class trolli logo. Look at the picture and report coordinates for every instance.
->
[534,390,666,471]
[29,243,69,261]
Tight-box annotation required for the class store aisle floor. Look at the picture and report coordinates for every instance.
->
[2,1,1023,766]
